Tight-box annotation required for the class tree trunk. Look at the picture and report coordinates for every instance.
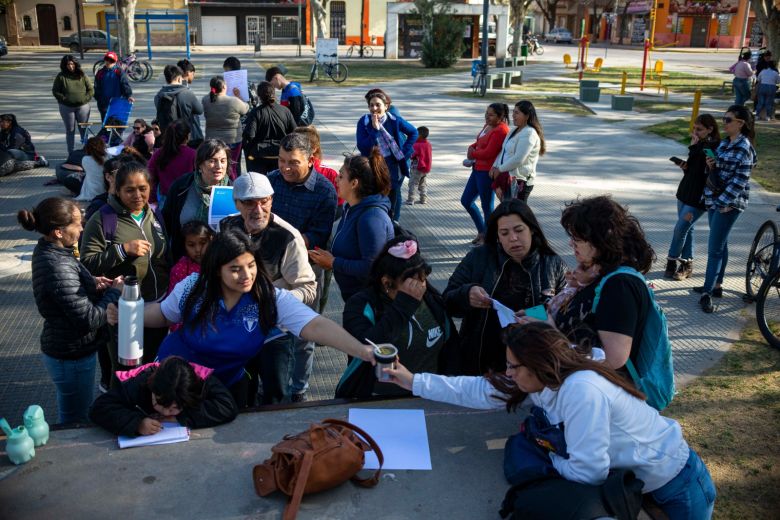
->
[752,4,780,59]
[117,0,136,56]
[534,0,559,33]
[509,0,531,56]
[310,0,328,38]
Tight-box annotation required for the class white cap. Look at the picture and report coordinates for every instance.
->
[233,172,274,200]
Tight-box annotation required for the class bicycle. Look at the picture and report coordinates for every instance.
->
[471,61,487,97]
[748,206,780,348]
[93,54,153,83]
[346,43,373,58]
[309,55,348,83]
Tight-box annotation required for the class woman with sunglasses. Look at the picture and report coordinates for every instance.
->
[696,106,757,313]
[122,118,155,160]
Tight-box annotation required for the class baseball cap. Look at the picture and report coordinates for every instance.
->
[104,51,118,63]
[233,172,274,201]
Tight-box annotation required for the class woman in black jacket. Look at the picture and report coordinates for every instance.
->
[664,114,720,281]
[242,81,296,174]
[338,236,461,398]
[443,200,567,375]
[90,356,238,437]
[18,197,122,424]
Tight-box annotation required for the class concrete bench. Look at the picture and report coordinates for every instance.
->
[503,56,520,68]
[580,86,601,103]
[487,73,507,89]
[611,95,635,111]
[508,70,523,85]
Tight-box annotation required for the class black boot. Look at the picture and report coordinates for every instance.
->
[673,260,693,281]
[664,258,678,279]
[699,294,714,313]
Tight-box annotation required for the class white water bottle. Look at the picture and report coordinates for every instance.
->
[118,275,144,366]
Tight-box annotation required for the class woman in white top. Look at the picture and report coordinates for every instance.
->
[385,322,716,520]
[76,136,108,201]
[489,100,546,203]
[755,60,779,121]
[201,75,249,179]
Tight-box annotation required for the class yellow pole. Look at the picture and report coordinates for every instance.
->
[621,71,627,95]
[649,0,659,54]
[689,89,702,134]
[584,41,590,67]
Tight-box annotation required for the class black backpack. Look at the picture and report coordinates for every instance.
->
[157,90,182,130]
[299,94,315,125]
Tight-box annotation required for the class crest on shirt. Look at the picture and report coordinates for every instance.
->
[243,315,258,333]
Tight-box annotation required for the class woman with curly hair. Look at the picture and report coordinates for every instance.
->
[518,195,656,374]
[52,54,93,154]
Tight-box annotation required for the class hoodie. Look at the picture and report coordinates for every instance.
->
[331,194,395,301]
[0,114,35,156]
[154,84,204,141]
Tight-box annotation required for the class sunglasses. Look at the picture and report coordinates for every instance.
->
[722,116,743,124]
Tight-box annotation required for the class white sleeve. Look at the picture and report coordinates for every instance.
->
[275,287,319,336]
[549,378,612,485]
[412,373,507,410]
[159,274,198,323]
[498,128,537,175]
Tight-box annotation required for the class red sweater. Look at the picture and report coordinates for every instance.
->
[412,139,432,173]
[469,123,509,171]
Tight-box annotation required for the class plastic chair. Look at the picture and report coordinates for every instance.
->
[563,53,573,68]
[586,57,604,73]
[80,97,133,147]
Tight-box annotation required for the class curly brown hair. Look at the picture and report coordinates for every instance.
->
[84,136,107,166]
[560,195,655,275]
[489,322,645,412]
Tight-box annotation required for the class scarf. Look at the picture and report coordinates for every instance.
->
[372,114,405,162]
[193,171,229,224]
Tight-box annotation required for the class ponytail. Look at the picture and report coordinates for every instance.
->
[209,76,226,103]
[17,197,78,236]
[369,147,391,196]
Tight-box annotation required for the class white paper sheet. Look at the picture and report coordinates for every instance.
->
[118,422,189,449]
[223,69,249,102]
[492,298,517,328]
[348,409,432,470]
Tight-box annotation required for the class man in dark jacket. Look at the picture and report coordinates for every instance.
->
[94,52,133,122]
[265,66,306,126]
[242,81,296,174]
[154,64,204,148]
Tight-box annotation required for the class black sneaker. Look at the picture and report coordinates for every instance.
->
[693,286,722,298]
[699,294,714,313]
[291,393,307,403]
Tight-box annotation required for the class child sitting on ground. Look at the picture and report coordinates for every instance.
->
[168,220,214,331]
[406,126,432,205]
[89,356,238,437]
[546,263,601,318]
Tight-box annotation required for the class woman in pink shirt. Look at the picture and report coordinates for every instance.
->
[731,51,754,106]
[147,119,196,208]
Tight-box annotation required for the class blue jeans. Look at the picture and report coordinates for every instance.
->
[461,169,494,234]
[248,334,294,405]
[733,77,751,106]
[755,83,777,119]
[650,449,716,520]
[290,336,314,396]
[41,352,96,425]
[668,201,705,261]
[703,207,742,293]
[386,158,405,221]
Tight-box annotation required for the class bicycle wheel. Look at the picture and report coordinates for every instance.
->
[479,74,487,97]
[346,46,354,58]
[309,63,318,82]
[364,46,374,58]
[329,63,348,83]
[535,44,544,56]
[126,62,144,82]
[141,61,154,82]
[746,220,779,301]
[756,268,780,349]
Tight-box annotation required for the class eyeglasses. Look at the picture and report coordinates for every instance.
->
[240,197,272,206]
[722,116,743,124]
[506,362,521,371]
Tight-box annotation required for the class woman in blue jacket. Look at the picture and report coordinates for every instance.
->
[309,149,394,303]
[355,89,417,221]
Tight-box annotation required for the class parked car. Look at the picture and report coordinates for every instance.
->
[544,27,573,44]
[60,30,118,53]
[0,36,8,58]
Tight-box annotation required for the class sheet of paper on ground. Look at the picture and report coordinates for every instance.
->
[348,408,432,470]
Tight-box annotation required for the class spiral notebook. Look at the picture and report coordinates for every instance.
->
[117,423,190,449]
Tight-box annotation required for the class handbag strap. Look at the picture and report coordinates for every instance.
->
[284,448,315,520]
[322,418,384,487]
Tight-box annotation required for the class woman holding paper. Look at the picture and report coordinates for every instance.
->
[202,76,249,179]
[443,200,566,375]
[383,322,716,520]
[107,229,375,407]
[163,139,232,262]
[80,161,170,379]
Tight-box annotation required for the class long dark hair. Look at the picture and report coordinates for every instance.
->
[17,197,78,236]
[60,54,84,78]
[726,104,756,141]
[85,136,107,165]
[182,229,277,335]
[513,100,546,156]
[157,120,191,170]
[209,75,226,103]
[695,113,720,142]
[489,322,646,411]
[488,102,510,124]
[561,195,655,275]
[485,200,557,257]
[343,147,391,198]
[147,356,205,409]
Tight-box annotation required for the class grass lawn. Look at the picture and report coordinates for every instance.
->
[256,60,469,88]
[0,64,18,71]
[571,67,731,98]
[442,90,593,116]
[642,117,780,192]
[664,325,780,519]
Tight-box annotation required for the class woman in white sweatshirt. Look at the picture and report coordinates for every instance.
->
[489,100,545,202]
[385,322,715,520]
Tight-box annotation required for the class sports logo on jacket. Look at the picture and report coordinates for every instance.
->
[243,316,258,333]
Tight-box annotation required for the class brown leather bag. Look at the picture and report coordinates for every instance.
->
[252,418,383,520]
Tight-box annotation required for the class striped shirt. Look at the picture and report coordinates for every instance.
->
[703,135,756,211]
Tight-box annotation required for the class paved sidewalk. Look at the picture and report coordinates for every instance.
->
[0,51,775,424]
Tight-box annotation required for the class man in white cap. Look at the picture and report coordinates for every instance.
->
[220,171,316,404]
